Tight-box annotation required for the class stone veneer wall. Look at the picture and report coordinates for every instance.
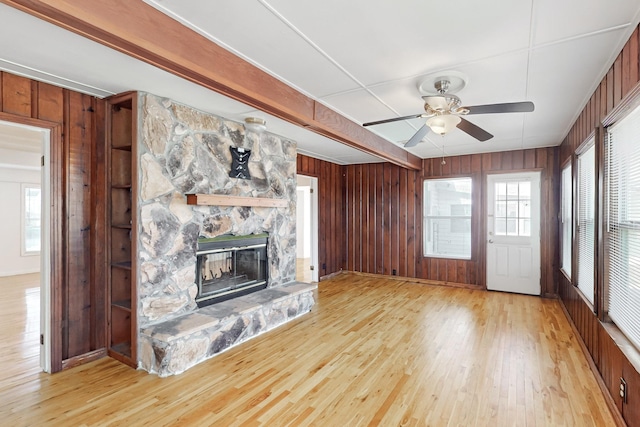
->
[137,93,297,328]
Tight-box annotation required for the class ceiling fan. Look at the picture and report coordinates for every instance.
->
[363,79,534,147]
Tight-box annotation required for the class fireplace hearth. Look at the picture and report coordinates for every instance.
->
[196,234,268,307]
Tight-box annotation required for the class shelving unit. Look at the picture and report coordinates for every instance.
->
[106,92,137,367]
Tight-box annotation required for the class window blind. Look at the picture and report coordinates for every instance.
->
[561,164,572,277]
[423,177,472,259]
[577,143,595,304]
[606,105,640,351]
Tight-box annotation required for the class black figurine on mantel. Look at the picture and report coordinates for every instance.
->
[229,146,251,179]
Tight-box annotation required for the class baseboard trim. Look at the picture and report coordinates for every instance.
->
[348,270,483,290]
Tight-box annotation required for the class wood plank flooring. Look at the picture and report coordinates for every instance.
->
[1,273,615,426]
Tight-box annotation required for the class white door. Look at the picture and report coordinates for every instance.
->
[486,172,541,295]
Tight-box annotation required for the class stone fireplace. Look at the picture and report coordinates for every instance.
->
[135,93,315,376]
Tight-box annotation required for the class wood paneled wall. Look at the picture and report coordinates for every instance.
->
[0,72,106,371]
[340,148,559,295]
[296,154,344,278]
[343,163,421,278]
[557,25,640,427]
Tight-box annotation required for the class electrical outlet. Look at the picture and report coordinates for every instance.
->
[392,269,397,276]
[620,377,628,403]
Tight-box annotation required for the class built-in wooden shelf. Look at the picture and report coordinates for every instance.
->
[111,261,132,270]
[186,194,288,208]
[112,300,132,311]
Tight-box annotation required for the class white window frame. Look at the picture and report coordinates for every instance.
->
[576,141,595,305]
[561,163,572,278]
[21,183,41,256]
[423,177,472,260]
[606,106,640,351]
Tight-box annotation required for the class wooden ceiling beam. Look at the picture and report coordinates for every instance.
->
[2,0,422,170]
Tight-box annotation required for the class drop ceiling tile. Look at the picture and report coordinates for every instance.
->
[532,0,640,45]
[144,0,359,97]
[527,28,626,143]
[266,0,531,86]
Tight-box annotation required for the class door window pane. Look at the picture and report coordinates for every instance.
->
[494,180,532,237]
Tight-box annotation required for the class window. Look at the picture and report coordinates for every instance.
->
[577,142,595,304]
[493,180,531,237]
[423,177,472,259]
[606,107,640,350]
[561,164,572,277]
[22,184,41,255]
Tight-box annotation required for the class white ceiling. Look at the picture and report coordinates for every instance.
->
[1,1,640,163]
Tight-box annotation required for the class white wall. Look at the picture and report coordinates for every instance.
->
[0,150,41,276]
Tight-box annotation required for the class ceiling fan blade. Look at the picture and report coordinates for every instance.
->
[464,101,534,115]
[363,113,425,127]
[457,118,493,142]
[404,124,429,147]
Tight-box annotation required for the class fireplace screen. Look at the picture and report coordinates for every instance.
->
[196,234,268,307]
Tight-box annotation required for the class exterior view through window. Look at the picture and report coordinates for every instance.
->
[561,164,572,277]
[22,184,41,255]
[423,177,472,259]
[493,181,531,237]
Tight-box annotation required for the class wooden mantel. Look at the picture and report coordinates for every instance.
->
[186,194,288,208]
[1,0,422,171]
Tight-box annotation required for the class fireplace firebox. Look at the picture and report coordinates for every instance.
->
[195,234,268,307]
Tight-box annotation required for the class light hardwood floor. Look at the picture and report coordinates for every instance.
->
[1,273,615,426]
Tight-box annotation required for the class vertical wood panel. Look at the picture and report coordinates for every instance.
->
[1,72,32,117]
[36,82,64,122]
[65,91,94,358]
[375,163,384,274]
[364,164,372,273]
[391,165,399,276]
[399,169,408,276]
[613,55,623,107]
[407,169,417,278]
[91,98,107,350]
[629,28,640,88]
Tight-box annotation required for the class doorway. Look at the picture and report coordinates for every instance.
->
[0,121,51,373]
[486,171,541,295]
[296,175,318,283]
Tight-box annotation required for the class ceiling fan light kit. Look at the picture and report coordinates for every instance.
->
[363,74,534,148]
[426,114,461,135]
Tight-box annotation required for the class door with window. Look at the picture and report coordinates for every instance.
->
[486,172,541,295]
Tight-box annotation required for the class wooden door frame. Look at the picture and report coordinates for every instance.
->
[0,112,63,372]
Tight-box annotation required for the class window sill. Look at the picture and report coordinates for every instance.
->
[423,254,472,261]
[573,285,596,313]
[602,321,640,374]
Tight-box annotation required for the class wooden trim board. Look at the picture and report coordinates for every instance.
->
[186,194,288,208]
